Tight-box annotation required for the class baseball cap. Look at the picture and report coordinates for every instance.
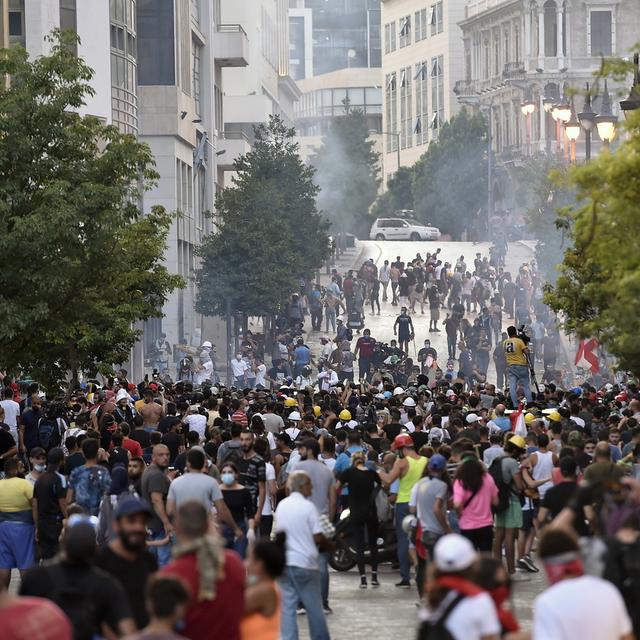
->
[465,413,479,424]
[114,497,153,520]
[434,534,476,572]
[428,454,447,472]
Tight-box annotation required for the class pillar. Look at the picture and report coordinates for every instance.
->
[556,4,564,68]
[537,5,545,70]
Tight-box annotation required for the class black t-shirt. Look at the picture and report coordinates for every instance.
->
[65,451,85,476]
[157,415,180,436]
[456,427,481,443]
[542,481,589,537]
[383,423,403,441]
[19,562,132,640]
[411,431,430,450]
[21,408,43,451]
[221,486,254,524]
[130,428,151,449]
[108,447,129,469]
[339,466,379,520]
[162,431,183,464]
[174,450,188,474]
[0,427,16,471]
[33,471,66,520]
[95,546,158,630]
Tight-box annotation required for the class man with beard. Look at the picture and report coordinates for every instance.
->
[128,457,145,496]
[96,497,158,631]
[236,431,266,528]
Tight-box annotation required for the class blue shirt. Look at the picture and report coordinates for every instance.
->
[294,345,311,365]
[493,416,512,431]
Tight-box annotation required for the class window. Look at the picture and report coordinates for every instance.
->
[399,15,411,48]
[384,21,397,53]
[192,41,201,116]
[8,11,22,36]
[415,8,427,42]
[514,25,520,63]
[590,10,612,56]
[385,72,398,153]
[400,66,413,150]
[494,31,500,76]
[430,2,443,36]
[504,26,510,64]
[191,0,200,24]
[60,0,77,54]
[544,1,557,57]
[415,62,428,146]
[431,55,444,139]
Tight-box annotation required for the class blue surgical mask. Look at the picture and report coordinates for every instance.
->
[221,472,235,486]
[34,464,46,473]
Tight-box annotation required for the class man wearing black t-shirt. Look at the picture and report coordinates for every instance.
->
[0,424,17,473]
[95,497,158,630]
[382,408,404,442]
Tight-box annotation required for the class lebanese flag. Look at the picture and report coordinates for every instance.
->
[575,339,600,373]
[510,403,527,437]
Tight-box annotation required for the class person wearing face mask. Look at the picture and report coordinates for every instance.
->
[231,353,249,388]
[95,497,158,631]
[25,447,47,485]
[219,463,254,558]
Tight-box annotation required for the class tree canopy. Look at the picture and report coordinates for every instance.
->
[545,108,640,376]
[195,115,330,318]
[309,103,381,238]
[371,166,415,218]
[412,108,487,239]
[0,32,183,390]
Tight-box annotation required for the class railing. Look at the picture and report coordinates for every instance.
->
[216,23,247,36]
[222,130,251,143]
[502,61,525,79]
[454,79,477,96]
[465,0,512,19]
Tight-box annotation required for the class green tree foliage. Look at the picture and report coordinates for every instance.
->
[195,115,330,317]
[309,103,381,238]
[412,108,487,239]
[545,109,640,375]
[0,32,183,389]
[371,166,415,218]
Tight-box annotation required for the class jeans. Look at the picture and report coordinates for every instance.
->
[310,307,323,331]
[395,502,411,582]
[508,364,532,405]
[325,309,336,332]
[223,520,248,558]
[358,357,372,381]
[447,334,457,359]
[280,566,330,640]
[319,550,330,606]
[149,529,172,568]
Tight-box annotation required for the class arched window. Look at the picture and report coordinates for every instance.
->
[544,0,557,57]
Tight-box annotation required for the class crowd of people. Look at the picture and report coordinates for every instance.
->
[0,246,638,640]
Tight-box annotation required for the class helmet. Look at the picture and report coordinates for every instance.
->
[509,435,527,450]
[284,398,297,408]
[391,434,413,450]
[402,397,416,407]
[313,405,322,417]
[401,514,417,534]
[201,341,212,349]
[393,386,405,396]
[288,411,301,422]
[433,534,476,572]
[339,410,352,421]
[524,413,535,424]
[548,410,562,422]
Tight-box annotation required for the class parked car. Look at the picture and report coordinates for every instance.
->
[369,217,441,241]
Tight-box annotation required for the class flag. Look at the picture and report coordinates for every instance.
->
[510,402,527,436]
[575,338,600,373]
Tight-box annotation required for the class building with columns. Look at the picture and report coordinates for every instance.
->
[380,0,467,184]
[455,0,640,214]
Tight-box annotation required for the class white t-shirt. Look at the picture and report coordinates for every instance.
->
[424,591,500,640]
[570,416,586,429]
[533,575,632,640]
[262,462,276,516]
[0,399,20,427]
[275,491,323,569]
[231,358,248,378]
[184,413,207,441]
[254,364,267,387]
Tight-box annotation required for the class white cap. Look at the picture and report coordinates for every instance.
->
[445,389,456,398]
[393,386,405,396]
[434,534,476,572]
[465,413,479,424]
[288,411,301,422]
[202,341,212,348]
[403,397,416,407]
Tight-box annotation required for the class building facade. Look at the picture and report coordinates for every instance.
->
[455,0,640,213]
[381,0,466,183]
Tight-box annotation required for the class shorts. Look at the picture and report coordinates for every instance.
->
[521,509,535,532]
[494,500,523,530]
[0,521,36,570]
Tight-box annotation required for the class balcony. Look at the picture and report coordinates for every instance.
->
[215,24,249,68]
[502,61,525,80]
[216,131,252,171]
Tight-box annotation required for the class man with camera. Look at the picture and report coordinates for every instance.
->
[503,325,532,407]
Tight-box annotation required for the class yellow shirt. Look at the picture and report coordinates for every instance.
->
[503,337,528,366]
[0,477,33,515]
[398,455,428,503]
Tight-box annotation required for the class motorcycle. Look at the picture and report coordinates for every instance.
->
[329,508,397,572]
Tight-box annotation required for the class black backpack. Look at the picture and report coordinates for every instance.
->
[488,456,511,514]
[37,416,62,451]
[417,593,465,640]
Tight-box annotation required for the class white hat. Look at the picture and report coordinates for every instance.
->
[115,388,130,403]
[288,411,301,422]
[393,386,405,396]
[201,341,212,349]
[434,534,476,572]
[445,389,456,398]
[465,413,479,424]
[403,397,416,407]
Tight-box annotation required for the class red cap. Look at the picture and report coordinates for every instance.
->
[149,383,158,391]
[391,434,414,450]
[128,383,137,391]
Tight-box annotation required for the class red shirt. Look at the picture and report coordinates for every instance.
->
[122,437,143,458]
[355,336,376,358]
[0,597,72,640]
[161,550,245,640]
[230,410,248,427]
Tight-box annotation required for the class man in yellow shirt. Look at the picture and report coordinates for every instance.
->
[503,326,532,406]
[0,458,35,586]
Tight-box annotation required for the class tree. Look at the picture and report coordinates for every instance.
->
[309,102,381,238]
[544,108,640,376]
[371,166,415,218]
[412,108,487,239]
[0,32,183,390]
[195,115,330,318]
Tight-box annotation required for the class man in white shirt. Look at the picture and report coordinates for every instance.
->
[317,364,338,391]
[0,387,20,444]
[275,471,330,640]
[230,353,248,387]
[183,408,207,442]
[379,260,391,301]
[533,528,633,640]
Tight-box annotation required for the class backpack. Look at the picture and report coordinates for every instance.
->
[37,417,63,451]
[488,456,511,514]
[416,593,465,640]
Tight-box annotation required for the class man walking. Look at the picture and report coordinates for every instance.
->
[67,438,111,516]
[354,329,376,382]
[503,326,532,406]
[393,307,414,356]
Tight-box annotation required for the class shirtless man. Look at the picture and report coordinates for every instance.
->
[139,389,164,432]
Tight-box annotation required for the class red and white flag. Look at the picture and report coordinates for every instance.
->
[510,402,527,437]
[575,339,600,373]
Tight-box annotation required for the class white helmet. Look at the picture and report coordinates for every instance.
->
[401,514,417,534]
[403,397,416,407]
[288,411,301,422]
[393,386,405,396]
[201,340,212,349]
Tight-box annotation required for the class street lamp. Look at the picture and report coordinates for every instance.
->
[578,82,596,161]
[564,99,580,163]
[620,52,640,118]
[595,80,618,148]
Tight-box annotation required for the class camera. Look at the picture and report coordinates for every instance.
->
[517,324,531,345]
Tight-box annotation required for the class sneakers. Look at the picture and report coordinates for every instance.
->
[371,573,380,587]
[518,555,539,573]
[395,580,411,588]
[323,604,333,615]
[296,607,306,615]
[360,575,368,589]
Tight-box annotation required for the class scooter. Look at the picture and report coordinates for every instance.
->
[329,509,397,572]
